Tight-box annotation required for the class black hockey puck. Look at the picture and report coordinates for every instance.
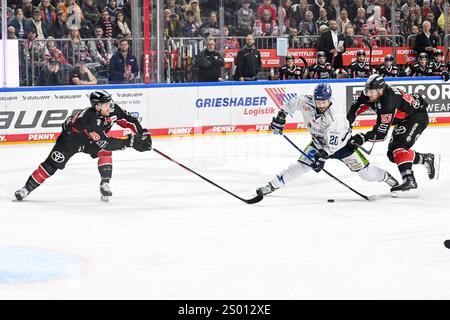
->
[444,240,450,249]
[327,199,335,203]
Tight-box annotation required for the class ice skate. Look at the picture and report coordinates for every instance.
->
[391,175,418,197]
[100,182,112,202]
[383,172,399,188]
[256,182,278,196]
[423,153,440,180]
[14,187,29,201]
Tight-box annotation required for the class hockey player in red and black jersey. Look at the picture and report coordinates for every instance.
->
[427,49,450,81]
[376,54,399,77]
[405,53,432,77]
[309,51,334,79]
[348,50,372,78]
[14,90,152,202]
[279,55,306,80]
[347,74,439,195]
[429,49,448,76]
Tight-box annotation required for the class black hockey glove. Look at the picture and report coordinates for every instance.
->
[443,70,449,82]
[270,110,287,135]
[347,133,366,149]
[311,149,328,173]
[126,133,152,152]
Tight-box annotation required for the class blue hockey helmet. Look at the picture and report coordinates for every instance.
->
[314,83,332,101]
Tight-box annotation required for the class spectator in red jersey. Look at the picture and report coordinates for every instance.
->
[422,0,431,20]
[44,36,67,64]
[254,8,278,36]
[256,0,277,20]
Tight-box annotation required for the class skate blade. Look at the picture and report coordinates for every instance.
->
[391,189,419,198]
[434,154,441,180]
[101,195,110,202]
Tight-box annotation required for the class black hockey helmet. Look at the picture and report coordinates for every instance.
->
[435,49,443,56]
[385,54,394,62]
[317,51,326,58]
[357,49,366,56]
[418,52,428,60]
[90,90,112,107]
[365,74,385,92]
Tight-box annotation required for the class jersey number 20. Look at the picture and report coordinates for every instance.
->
[329,135,339,145]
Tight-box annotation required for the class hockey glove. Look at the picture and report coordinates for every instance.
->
[443,71,449,82]
[348,133,366,149]
[126,133,152,152]
[270,110,287,135]
[311,149,328,173]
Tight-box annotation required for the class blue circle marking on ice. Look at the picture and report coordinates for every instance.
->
[0,246,82,285]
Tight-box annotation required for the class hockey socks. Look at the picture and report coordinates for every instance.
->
[26,163,56,192]
[98,151,112,184]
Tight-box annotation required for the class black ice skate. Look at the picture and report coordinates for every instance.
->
[14,187,29,201]
[383,172,399,188]
[423,153,440,180]
[391,175,417,197]
[100,182,112,202]
[256,182,278,196]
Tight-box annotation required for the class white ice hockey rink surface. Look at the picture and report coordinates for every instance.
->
[1,126,449,299]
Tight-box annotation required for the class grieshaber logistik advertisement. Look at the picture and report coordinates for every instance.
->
[1,79,450,144]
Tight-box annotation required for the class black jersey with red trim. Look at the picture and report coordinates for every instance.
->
[407,63,432,76]
[377,65,399,77]
[347,85,428,142]
[348,61,372,78]
[279,65,305,80]
[429,61,448,76]
[61,104,145,150]
[309,63,333,79]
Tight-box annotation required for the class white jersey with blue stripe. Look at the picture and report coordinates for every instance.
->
[281,94,351,155]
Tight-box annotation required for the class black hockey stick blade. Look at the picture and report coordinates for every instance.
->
[153,148,263,204]
[358,143,375,155]
[282,135,373,201]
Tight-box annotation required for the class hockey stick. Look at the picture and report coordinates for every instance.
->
[354,133,376,155]
[153,148,263,204]
[282,135,373,201]
[299,56,308,79]
[358,143,375,155]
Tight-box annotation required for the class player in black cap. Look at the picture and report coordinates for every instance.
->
[309,51,334,79]
[377,54,399,77]
[279,55,306,80]
[348,50,372,78]
[405,53,432,77]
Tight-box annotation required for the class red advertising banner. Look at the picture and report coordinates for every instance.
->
[222,46,445,69]
[1,119,450,144]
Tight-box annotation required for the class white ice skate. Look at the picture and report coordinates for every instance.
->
[100,182,112,202]
[14,187,29,201]
[256,182,278,196]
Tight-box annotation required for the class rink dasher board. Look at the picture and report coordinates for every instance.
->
[1,78,450,145]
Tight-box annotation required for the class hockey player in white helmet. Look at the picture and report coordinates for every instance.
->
[256,83,399,196]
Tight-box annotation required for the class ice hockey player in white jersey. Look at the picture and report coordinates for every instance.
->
[256,83,399,196]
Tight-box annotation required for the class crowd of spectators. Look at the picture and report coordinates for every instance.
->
[2,0,136,85]
[2,0,450,85]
